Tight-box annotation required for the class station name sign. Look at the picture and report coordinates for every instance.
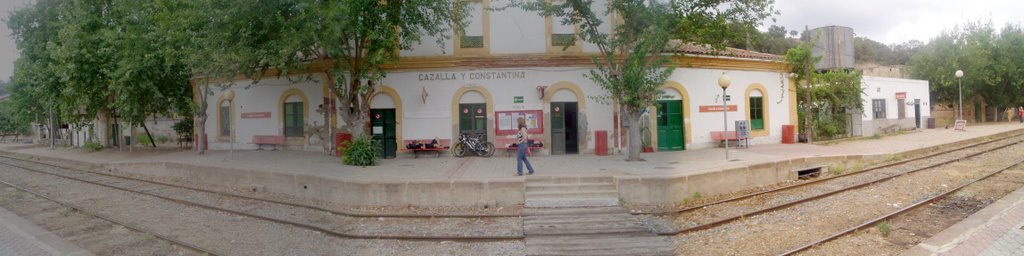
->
[418,71,527,82]
[699,105,738,112]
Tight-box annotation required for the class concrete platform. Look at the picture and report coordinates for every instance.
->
[1,123,1022,207]
[903,185,1024,256]
[0,206,93,256]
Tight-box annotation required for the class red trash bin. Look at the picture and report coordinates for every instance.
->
[595,130,608,156]
[194,133,208,150]
[335,132,352,157]
[782,125,795,144]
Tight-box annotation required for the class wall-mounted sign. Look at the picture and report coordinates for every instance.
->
[495,110,544,135]
[699,105,738,112]
[514,96,524,103]
[725,95,732,101]
[241,112,271,119]
[417,71,527,82]
[895,92,906,100]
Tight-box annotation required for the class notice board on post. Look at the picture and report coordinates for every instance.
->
[495,110,544,135]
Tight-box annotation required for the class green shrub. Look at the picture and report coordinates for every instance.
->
[878,220,892,237]
[156,135,170,144]
[138,134,152,146]
[172,117,193,138]
[340,135,380,166]
[83,141,103,152]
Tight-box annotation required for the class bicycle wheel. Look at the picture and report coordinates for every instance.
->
[452,143,466,157]
[480,142,495,157]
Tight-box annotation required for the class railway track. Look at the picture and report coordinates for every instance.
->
[644,135,1024,236]
[778,160,1024,255]
[0,155,524,243]
[0,179,220,256]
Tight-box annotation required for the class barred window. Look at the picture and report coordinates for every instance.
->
[872,99,886,119]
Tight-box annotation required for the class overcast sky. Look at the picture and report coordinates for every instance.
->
[0,0,1021,82]
[768,0,1024,45]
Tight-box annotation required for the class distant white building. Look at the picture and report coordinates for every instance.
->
[856,76,931,136]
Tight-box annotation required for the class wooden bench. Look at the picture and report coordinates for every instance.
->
[710,131,748,148]
[402,139,451,158]
[494,137,542,157]
[253,135,285,150]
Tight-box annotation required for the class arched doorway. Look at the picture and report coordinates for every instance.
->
[657,88,684,151]
[279,88,308,150]
[550,89,579,155]
[457,90,489,142]
[543,82,587,155]
[370,87,402,159]
[652,82,691,151]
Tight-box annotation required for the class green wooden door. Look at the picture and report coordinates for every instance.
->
[749,96,764,130]
[657,100,684,150]
[370,109,397,159]
[459,103,487,141]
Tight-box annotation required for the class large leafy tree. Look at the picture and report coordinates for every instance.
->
[8,0,64,145]
[204,0,468,154]
[909,21,1023,123]
[510,0,775,161]
[10,0,195,148]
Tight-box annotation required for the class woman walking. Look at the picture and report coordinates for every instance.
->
[515,117,535,176]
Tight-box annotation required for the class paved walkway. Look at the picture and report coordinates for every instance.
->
[0,206,93,256]
[904,186,1024,256]
[2,123,1022,182]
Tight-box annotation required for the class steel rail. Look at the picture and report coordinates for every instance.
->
[0,179,224,256]
[0,160,524,242]
[777,160,1024,256]
[655,139,1022,236]
[0,154,519,219]
[636,134,1017,216]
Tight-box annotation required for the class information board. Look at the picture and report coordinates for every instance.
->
[495,110,544,135]
[735,120,750,139]
[954,120,967,131]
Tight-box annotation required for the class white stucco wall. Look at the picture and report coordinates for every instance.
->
[489,3,546,54]
[202,76,325,150]
[670,69,791,147]
[400,0,614,57]
[861,76,930,120]
[258,66,790,151]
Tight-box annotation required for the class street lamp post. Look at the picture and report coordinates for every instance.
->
[719,74,731,160]
[955,70,964,122]
[224,90,235,160]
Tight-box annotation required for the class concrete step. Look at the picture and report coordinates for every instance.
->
[524,223,649,236]
[523,213,637,224]
[526,234,675,251]
[523,206,629,216]
[525,197,619,208]
[525,176,613,185]
[525,190,619,199]
[525,182,616,192]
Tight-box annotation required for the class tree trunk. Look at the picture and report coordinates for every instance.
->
[195,84,210,155]
[625,110,642,161]
[96,109,110,147]
[48,108,55,149]
[142,122,156,147]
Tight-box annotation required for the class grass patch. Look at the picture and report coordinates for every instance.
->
[878,220,892,237]
[829,164,847,176]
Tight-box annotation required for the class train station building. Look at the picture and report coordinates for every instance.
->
[195,4,801,156]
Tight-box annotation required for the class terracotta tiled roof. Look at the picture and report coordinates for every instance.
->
[665,40,782,61]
